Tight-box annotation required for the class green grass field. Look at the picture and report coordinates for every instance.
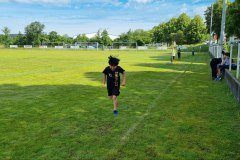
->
[0,49,240,160]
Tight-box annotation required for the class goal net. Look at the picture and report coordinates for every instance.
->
[112,42,137,50]
[41,42,65,49]
[74,42,99,50]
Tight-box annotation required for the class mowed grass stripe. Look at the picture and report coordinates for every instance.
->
[120,56,194,143]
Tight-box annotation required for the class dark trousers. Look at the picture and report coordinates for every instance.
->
[219,64,236,76]
[177,53,181,59]
[210,58,222,79]
[219,65,228,76]
[210,61,218,79]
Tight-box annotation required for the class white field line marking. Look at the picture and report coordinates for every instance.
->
[120,63,192,144]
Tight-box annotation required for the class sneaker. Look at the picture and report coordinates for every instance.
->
[215,77,221,81]
[113,110,118,116]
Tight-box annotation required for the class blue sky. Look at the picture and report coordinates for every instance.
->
[0,0,215,37]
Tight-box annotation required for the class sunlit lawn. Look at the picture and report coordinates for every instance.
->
[0,48,239,159]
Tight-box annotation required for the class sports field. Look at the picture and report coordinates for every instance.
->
[0,49,239,159]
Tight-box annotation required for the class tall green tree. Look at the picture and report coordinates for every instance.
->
[114,30,133,43]
[25,21,45,45]
[90,30,102,44]
[48,31,60,42]
[177,13,191,43]
[40,33,49,45]
[166,18,178,44]
[13,31,27,45]
[74,34,89,43]
[1,27,11,47]
[61,34,73,44]
[172,30,185,45]
[226,0,240,37]
[131,29,152,46]
[114,29,152,46]
[185,15,207,44]
[101,29,112,46]
[176,13,191,32]
[152,23,168,43]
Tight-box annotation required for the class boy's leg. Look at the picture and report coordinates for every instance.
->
[217,64,222,76]
[217,68,220,76]
[221,65,229,77]
[112,95,118,111]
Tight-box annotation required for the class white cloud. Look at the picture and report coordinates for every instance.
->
[194,5,208,18]
[192,0,201,3]
[180,3,188,13]
[129,0,153,3]
[75,0,122,5]
[0,0,122,5]
[0,0,70,4]
[125,0,152,8]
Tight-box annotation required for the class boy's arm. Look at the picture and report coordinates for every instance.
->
[121,71,126,86]
[102,74,106,87]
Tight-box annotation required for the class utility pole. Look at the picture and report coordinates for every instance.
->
[210,4,213,44]
[219,0,227,58]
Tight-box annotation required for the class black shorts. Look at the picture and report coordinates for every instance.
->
[107,87,120,96]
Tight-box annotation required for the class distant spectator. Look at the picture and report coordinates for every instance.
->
[216,52,237,80]
[215,53,229,80]
[177,48,181,59]
[171,47,176,61]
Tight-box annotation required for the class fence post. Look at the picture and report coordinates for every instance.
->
[229,43,233,71]
[237,42,240,79]
[213,45,215,57]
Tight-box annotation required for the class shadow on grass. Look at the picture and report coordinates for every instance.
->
[0,83,119,159]
[134,61,207,71]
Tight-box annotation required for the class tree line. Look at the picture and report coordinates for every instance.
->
[0,13,209,47]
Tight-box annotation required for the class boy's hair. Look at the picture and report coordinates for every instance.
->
[108,56,120,66]
[224,52,230,57]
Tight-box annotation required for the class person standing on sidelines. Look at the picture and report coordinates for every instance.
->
[177,48,181,59]
[171,47,176,61]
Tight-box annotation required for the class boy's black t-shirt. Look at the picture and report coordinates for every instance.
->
[102,66,125,89]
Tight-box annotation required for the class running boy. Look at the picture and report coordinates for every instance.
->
[102,56,126,115]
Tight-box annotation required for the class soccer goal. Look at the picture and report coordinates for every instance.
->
[75,42,99,50]
[112,42,137,50]
[142,43,168,50]
[155,43,168,50]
